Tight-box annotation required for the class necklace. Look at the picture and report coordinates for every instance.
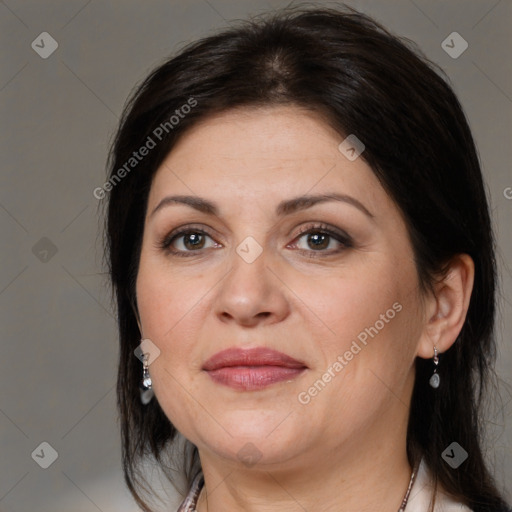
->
[398,462,419,512]
[192,463,419,512]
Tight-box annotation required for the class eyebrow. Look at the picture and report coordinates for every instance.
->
[150,193,374,219]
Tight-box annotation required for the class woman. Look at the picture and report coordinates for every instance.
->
[104,6,511,512]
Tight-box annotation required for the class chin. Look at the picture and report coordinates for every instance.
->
[202,434,303,469]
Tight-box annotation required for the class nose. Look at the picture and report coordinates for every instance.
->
[213,245,290,328]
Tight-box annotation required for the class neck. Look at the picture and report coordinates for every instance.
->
[195,405,413,512]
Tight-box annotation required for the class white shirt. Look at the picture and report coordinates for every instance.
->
[405,459,473,511]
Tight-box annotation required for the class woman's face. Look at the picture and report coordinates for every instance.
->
[136,106,426,470]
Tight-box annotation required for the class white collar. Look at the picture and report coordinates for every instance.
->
[405,459,472,512]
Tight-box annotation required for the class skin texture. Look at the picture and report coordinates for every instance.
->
[135,106,474,512]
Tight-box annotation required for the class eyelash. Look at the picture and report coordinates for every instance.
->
[157,223,353,259]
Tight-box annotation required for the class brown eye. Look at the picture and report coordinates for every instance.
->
[180,232,206,250]
[160,228,219,256]
[288,223,353,258]
[304,232,331,250]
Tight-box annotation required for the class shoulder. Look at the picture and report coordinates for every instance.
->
[405,460,472,512]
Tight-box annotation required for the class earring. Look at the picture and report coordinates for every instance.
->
[139,353,154,405]
[429,346,440,389]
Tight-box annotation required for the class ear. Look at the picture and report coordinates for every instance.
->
[416,254,475,359]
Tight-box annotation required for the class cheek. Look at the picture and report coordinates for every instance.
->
[136,249,205,342]
[298,283,418,438]
[297,257,420,394]
[135,255,197,377]
[136,264,207,431]
[296,264,404,348]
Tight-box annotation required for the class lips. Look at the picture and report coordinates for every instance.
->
[203,347,306,371]
[202,347,307,391]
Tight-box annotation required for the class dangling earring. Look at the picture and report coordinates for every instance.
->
[139,353,154,404]
[429,346,440,389]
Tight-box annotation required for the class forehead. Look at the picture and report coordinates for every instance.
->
[147,106,386,214]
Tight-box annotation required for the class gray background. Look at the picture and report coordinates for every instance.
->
[1,0,511,510]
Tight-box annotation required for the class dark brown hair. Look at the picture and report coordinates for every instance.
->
[104,5,510,511]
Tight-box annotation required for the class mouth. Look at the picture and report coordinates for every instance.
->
[202,347,308,391]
